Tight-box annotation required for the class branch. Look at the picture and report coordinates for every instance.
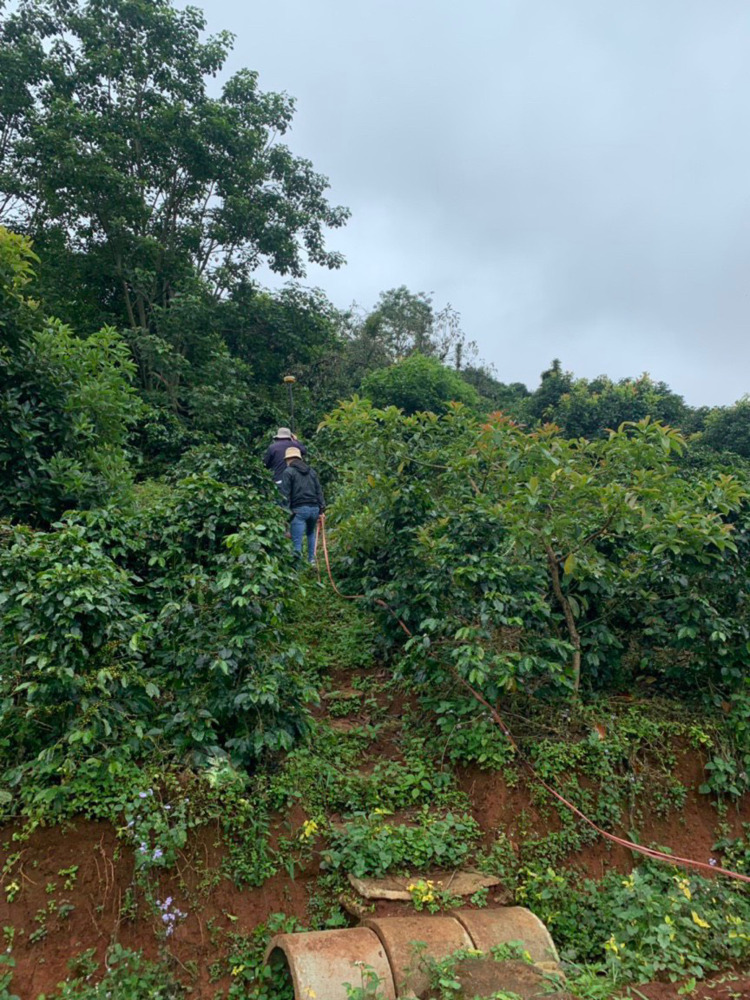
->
[544,540,581,692]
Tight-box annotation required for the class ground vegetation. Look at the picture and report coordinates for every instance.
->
[2,1,750,997]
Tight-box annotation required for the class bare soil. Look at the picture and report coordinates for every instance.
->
[4,750,750,998]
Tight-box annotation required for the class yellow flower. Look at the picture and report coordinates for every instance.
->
[604,935,621,955]
[676,878,692,900]
[621,876,634,890]
[231,965,244,977]
[300,819,319,841]
[692,911,710,929]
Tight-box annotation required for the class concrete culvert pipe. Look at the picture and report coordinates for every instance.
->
[454,907,560,968]
[263,907,559,999]
[264,926,397,1000]
[362,915,473,997]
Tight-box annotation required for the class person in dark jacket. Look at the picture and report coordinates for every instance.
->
[263,427,307,488]
[280,447,325,564]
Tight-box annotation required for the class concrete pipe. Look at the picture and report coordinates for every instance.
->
[454,907,560,969]
[265,926,397,1000]
[362,915,473,997]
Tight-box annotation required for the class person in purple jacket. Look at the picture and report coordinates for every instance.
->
[263,427,307,489]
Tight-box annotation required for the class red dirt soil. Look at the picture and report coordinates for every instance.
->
[3,747,750,998]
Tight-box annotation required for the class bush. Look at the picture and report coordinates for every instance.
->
[0,228,141,524]
[50,944,183,998]
[516,863,750,979]
[321,399,750,700]
[361,353,479,415]
[0,473,317,805]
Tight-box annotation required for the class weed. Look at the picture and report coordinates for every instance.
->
[343,963,387,1000]
[49,943,184,998]
[407,878,461,913]
[214,913,303,1000]
[322,809,480,878]
[0,953,20,1000]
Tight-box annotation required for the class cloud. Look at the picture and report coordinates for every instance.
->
[184,0,750,404]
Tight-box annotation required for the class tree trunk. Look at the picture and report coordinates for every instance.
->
[545,542,582,691]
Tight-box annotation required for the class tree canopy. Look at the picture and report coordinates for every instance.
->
[0,0,349,336]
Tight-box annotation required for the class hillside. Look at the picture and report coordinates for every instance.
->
[2,582,750,998]
[2,2,750,996]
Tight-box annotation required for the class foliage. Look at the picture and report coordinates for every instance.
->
[602,866,750,981]
[322,808,479,877]
[0,228,141,523]
[358,287,477,368]
[361,354,480,415]
[0,954,19,1000]
[544,372,689,439]
[513,863,750,981]
[702,396,750,459]
[460,366,530,417]
[213,913,303,1000]
[343,963,388,1000]
[406,878,461,913]
[0,0,348,329]
[47,943,183,998]
[321,399,748,699]
[426,696,516,770]
[0,474,317,802]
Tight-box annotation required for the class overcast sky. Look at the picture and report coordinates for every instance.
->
[182,0,750,406]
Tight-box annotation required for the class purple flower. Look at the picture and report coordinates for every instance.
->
[138,792,148,799]
[138,842,148,854]
[709,858,718,866]
[152,848,164,860]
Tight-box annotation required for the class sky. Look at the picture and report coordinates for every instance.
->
[179,0,750,406]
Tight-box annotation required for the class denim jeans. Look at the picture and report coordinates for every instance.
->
[290,505,320,563]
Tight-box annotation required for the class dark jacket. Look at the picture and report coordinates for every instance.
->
[280,460,325,511]
[263,438,307,481]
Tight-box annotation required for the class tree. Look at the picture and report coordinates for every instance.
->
[702,398,750,459]
[0,0,349,343]
[546,373,689,439]
[361,287,477,368]
[0,227,141,524]
[527,359,574,421]
[460,366,531,417]
[361,353,480,415]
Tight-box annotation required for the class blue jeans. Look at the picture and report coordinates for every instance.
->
[290,505,320,563]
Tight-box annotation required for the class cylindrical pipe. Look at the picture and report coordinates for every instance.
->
[362,915,473,997]
[265,927,397,1000]
[454,907,560,967]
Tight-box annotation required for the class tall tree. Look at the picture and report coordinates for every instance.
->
[361,287,477,368]
[0,0,349,342]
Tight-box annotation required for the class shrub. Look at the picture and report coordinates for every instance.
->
[361,353,479,415]
[0,228,141,524]
[321,399,749,700]
[0,473,317,805]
